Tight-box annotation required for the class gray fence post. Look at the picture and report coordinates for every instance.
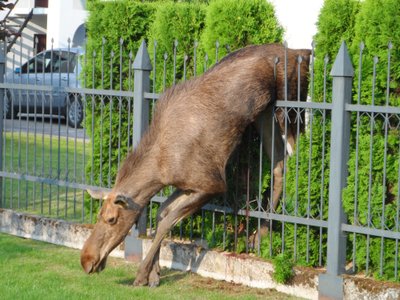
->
[319,42,353,299]
[124,40,152,262]
[0,40,5,208]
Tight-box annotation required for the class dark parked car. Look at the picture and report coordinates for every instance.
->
[4,48,84,127]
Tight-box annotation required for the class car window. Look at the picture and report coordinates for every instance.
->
[20,51,77,74]
[51,51,77,73]
[21,53,48,74]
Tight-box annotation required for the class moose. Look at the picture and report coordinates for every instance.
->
[81,43,311,287]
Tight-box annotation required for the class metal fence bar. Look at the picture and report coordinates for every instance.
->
[345,103,400,114]
[319,42,354,299]
[0,171,107,192]
[342,224,400,240]
[276,100,332,110]
[0,40,5,208]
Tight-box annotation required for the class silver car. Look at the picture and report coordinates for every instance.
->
[4,48,84,128]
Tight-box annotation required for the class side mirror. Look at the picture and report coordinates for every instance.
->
[14,67,21,74]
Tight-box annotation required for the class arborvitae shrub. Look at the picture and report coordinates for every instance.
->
[351,0,400,106]
[147,2,206,92]
[313,0,361,102]
[201,0,283,64]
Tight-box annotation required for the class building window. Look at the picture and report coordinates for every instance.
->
[35,0,48,8]
[34,34,46,54]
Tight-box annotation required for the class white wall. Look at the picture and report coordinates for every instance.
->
[10,0,34,13]
[47,0,87,49]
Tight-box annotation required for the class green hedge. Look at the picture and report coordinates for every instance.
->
[147,1,207,92]
[313,0,361,102]
[351,0,400,106]
[201,0,283,63]
[84,0,156,91]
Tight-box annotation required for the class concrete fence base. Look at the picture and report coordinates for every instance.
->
[1,209,399,300]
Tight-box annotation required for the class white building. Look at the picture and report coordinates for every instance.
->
[2,0,87,72]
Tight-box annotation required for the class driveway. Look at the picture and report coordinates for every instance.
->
[3,115,89,141]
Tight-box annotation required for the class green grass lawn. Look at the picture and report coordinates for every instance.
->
[0,233,300,300]
[2,132,92,222]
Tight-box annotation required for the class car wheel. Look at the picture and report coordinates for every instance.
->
[66,95,83,128]
[4,90,17,119]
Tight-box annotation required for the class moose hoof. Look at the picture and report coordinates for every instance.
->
[148,270,160,288]
[148,281,160,288]
[133,277,148,287]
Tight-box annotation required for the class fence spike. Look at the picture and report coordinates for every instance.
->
[330,41,354,77]
[133,40,152,71]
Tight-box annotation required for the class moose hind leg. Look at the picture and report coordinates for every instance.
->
[133,189,212,287]
[249,107,286,249]
[254,105,286,206]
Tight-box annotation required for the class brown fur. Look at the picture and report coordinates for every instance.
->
[81,44,311,287]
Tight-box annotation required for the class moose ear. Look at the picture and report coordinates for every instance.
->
[114,195,129,209]
[87,189,109,200]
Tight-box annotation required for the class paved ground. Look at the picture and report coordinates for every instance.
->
[3,115,88,141]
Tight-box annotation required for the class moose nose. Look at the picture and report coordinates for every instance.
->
[81,252,96,274]
[82,259,94,274]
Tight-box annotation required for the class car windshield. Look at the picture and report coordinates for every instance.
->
[21,51,77,74]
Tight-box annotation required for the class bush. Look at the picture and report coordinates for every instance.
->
[147,1,207,92]
[351,0,400,106]
[272,252,294,284]
[201,0,283,64]
[313,0,361,102]
[84,0,156,91]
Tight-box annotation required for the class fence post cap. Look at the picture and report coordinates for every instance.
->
[133,40,152,71]
[330,41,354,78]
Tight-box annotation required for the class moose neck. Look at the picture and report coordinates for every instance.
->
[113,139,162,207]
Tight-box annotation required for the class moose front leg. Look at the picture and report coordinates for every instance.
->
[133,189,211,287]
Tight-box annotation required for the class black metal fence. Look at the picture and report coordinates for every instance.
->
[1,38,399,298]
